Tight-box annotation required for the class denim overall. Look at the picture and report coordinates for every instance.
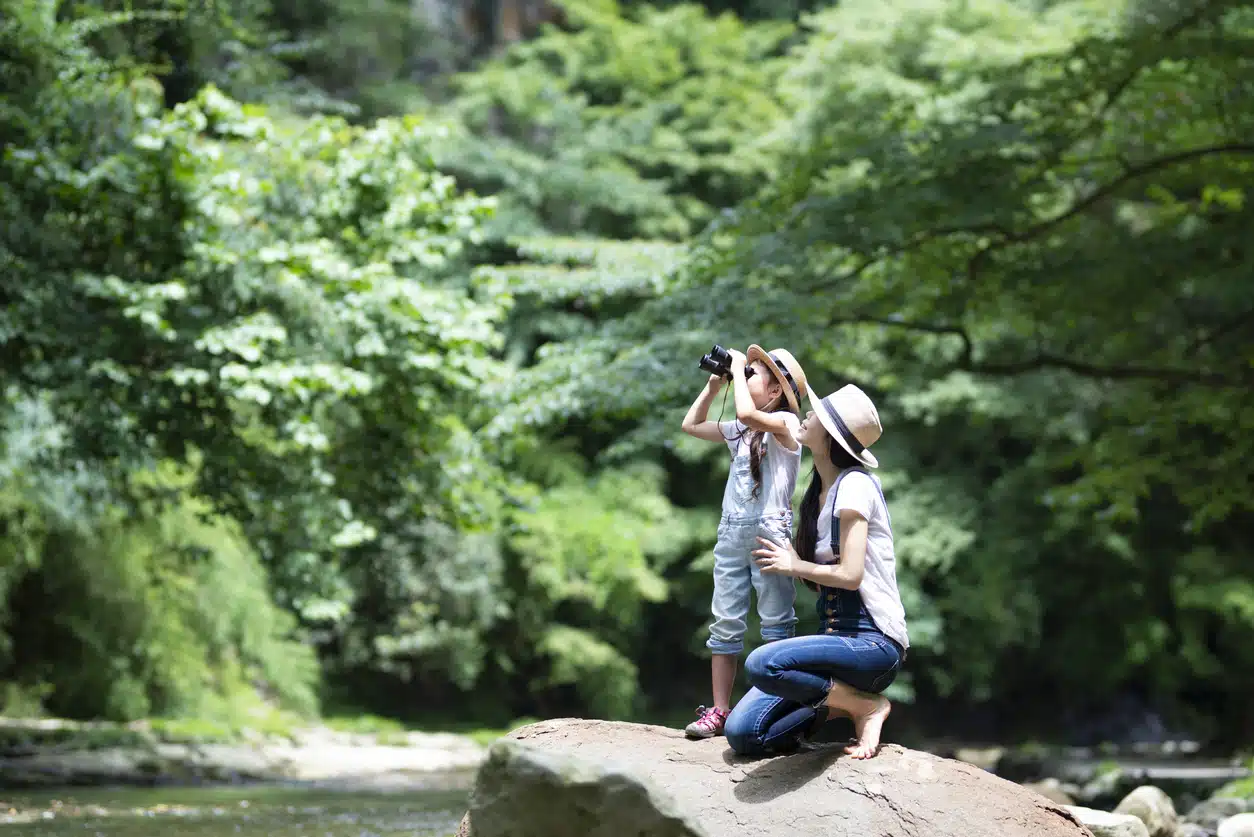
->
[706,431,798,655]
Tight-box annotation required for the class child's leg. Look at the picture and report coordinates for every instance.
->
[705,524,752,671]
[687,524,751,738]
[711,653,738,712]
[752,519,798,643]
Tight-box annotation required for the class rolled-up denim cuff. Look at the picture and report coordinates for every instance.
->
[760,626,795,642]
[811,678,835,708]
[706,636,744,655]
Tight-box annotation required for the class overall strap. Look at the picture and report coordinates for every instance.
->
[829,466,892,549]
[828,466,870,555]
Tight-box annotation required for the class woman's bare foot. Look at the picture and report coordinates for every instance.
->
[824,680,891,759]
[845,695,891,759]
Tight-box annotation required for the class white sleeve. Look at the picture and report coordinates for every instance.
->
[834,471,876,521]
[718,420,743,454]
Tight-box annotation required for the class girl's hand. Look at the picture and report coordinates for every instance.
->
[754,536,803,576]
[727,348,748,371]
[707,373,725,390]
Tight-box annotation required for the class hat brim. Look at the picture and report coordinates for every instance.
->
[812,396,879,469]
[747,344,801,416]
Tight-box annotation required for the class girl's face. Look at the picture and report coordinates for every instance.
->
[746,361,783,409]
[797,410,830,452]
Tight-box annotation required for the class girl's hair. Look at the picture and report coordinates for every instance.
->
[794,433,864,565]
[733,368,798,498]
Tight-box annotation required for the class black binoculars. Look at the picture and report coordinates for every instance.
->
[699,345,755,379]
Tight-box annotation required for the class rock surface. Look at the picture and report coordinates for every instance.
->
[1065,806,1151,837]
[1218,813,1254,837]
[459,719,1096,837]
[467,738,707,837]
[1114,785,1177,837]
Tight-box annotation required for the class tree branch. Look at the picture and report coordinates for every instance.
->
[823,315,1250,388]
[830,314,974,364]
[965,353,1248,387]
[1014,144,1254,243]
[966,143,1254,279]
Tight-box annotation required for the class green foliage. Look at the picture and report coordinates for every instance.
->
[0,424,318,721]
[698,0,1254,730]
[436,0,794,239]
[489,0,1254,740]
[6,0,1254,748]
[504,461,706,717]
[1217,773,1254,800]
[1,1,510,718]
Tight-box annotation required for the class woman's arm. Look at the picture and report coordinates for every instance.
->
[681,374,729,443]
[727,350,799,451]
[753,511,868,590]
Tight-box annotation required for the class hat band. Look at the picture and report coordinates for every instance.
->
[769,352,801,405]
[820,395,865,455]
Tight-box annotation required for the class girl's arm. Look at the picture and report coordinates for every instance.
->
[681,374,729,443]
[753,510,868,590]
[727,349,799,451]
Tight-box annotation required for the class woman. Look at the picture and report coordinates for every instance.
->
[722,384,909,759]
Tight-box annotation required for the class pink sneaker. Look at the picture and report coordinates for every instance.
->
[684,705,728,739]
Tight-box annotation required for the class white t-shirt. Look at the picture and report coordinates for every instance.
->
[815,469,909,649]
[718,414,801,517]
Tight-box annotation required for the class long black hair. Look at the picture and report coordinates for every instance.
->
[794,434,864,564]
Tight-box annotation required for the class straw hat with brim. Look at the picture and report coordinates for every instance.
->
[746,345,808,416]
[813,384,883,468]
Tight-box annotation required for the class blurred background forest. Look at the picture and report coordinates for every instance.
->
[2,0,1252,751]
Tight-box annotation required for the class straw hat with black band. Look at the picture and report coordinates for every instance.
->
[813,384,882,469]
[745,345,809,416]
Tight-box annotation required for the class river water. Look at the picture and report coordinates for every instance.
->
[1,780,470,837]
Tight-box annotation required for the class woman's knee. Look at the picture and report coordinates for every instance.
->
[743,644,777,690]
[724,711,768,756]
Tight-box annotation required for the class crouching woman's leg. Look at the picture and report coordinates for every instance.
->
[724,687,817,757]
[741,632,903,758]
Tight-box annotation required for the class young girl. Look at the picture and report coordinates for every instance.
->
[723,383,909,759]
[680,345,810,739]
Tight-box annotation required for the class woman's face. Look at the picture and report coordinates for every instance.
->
[746,361,782,409]
[797,410,830,452]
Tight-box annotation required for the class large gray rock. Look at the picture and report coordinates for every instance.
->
[1188,798,1250,832]
[1065,806,1151,837]
[1218,813,1254,837]
[1114,785,1178,837]
[465,737,707,837]
[459,719,1097,837]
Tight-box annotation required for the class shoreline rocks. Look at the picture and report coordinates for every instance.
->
[0,720,486,787]
[1114,785,1178,837]
[1065,806,1151,837]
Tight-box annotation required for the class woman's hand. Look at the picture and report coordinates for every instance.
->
[706,373,725,390]
[754,536,805,577]
[727,348,748,372]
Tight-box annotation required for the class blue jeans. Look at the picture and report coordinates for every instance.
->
[724,631,902,756]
